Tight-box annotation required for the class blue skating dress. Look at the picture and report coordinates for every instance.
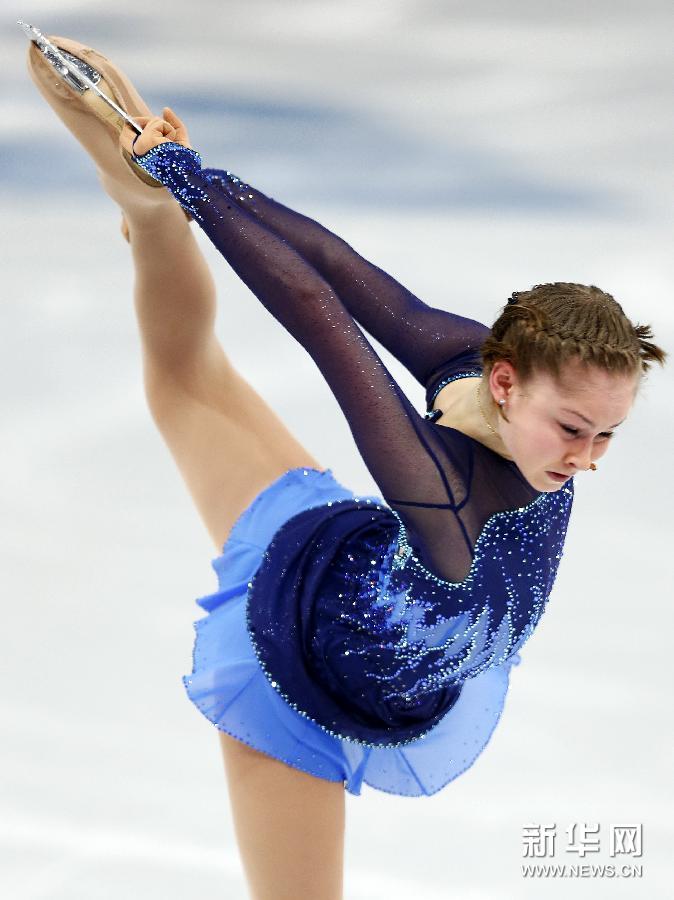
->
[133,142,575,797]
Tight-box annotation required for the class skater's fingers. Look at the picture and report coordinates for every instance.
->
[162,106,193,150]
[132,116,178,156]
[162,106,183,128]
[120,110,191,161]
[144,115,175,138]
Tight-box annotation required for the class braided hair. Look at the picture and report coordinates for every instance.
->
[481,282,667,390]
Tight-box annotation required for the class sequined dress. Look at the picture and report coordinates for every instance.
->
[133,141,575,796]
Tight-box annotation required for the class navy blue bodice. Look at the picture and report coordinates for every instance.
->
[244,417,572,747]
[135,141,574,746]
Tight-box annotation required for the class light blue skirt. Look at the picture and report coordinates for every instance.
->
[183,466,521,797]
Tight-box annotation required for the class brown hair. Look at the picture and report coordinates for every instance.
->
[480,282,667,392]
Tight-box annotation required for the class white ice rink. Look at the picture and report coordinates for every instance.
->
[1,1,673,897]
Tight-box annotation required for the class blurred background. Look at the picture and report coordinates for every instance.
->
[1,1,672,897]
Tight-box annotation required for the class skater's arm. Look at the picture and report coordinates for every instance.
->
[200,168,490,386]
[131,137,453,520]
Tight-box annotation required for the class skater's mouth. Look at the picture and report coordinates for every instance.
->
[546,471,571,482]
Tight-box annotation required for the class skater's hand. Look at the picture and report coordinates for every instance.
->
[120,106,193,159]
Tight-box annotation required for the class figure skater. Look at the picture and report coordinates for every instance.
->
[25,30,667,900]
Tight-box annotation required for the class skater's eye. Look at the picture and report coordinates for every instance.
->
[560,424,614,440]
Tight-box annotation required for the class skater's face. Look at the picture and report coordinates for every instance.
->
[487,357,639,491]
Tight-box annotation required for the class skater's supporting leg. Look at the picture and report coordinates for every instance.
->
[219,733,345,900]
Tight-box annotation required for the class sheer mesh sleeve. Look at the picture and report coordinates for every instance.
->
[195,167,490,387]
[132,142,518,584]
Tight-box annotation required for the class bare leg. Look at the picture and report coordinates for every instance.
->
[123,200,324,552]
[27,45,343,898]
[220,735,345,900]
[26,41,322,548]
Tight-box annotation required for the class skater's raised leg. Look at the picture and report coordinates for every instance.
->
[26,39,324,552]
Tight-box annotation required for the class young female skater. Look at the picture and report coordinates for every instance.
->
[26,32,667,900]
